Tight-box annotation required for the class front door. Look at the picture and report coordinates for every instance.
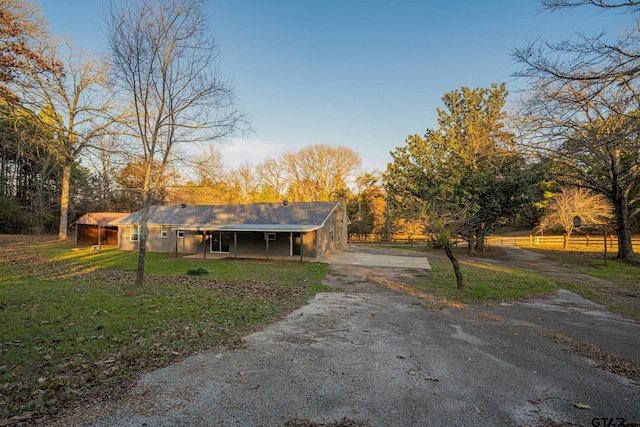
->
[211,231,231,253]
[293,234,301,256]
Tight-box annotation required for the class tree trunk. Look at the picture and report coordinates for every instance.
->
[614,195,635,260]
[135,158,155,286]
[57,160,72,241]
[467,234,476,254]
[135,190,152,286]
[475,223,487,252]
[443,245,464,290]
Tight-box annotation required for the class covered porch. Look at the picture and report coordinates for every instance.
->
[173,225,320,261]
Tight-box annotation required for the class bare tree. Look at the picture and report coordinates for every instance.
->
[228,161,258,203]
[517,75,640,260]
[538,187,613,248]
[191,144,225,185]
[83,135,128,212]
[256,157,286,201]
[514,1,640,99]
[106,0,246,285]
[18,39,122,240]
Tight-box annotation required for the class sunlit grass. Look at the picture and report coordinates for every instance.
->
[380,245,560,305]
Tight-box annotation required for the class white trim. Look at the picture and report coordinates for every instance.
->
[130,225,140,242]
[161,225,168,238]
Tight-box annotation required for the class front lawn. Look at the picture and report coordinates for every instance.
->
[0,240,329,423]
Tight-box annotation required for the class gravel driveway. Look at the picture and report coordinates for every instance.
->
[54,246,640,427]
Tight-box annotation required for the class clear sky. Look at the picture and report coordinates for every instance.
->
[36,0,633,173]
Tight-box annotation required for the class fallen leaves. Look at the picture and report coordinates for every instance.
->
[537,331,640,382]
[573,403,591,409]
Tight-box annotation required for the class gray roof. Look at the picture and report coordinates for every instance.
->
[75,212,130,227]
[109,202,341,232]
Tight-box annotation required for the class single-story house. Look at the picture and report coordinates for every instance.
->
[75,212,130,246]
[109,201,348,259]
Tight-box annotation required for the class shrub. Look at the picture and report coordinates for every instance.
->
[186,267,209,276]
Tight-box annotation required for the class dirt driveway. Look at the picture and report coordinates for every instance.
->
[54,246,639,427]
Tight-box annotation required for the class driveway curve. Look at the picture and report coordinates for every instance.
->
[53,246,639,427]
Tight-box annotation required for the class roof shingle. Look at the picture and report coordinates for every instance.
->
[109,202,340,232]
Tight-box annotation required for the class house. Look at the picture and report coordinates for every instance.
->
[75,212,130,246]
[109,201,348,259]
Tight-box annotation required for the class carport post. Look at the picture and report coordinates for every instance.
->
[300,232,304,263]
[175,230,178,257]
[265,232,270,260]
[203,231,207,259]
[234,232,237,260]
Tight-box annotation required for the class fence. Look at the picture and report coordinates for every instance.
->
[490,235,640,249]
[350,234,640,250]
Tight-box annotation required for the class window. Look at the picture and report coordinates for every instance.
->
[265,232,276,241]
[161,226,168,238]
[177,230,185,238]
[130,226,140,242]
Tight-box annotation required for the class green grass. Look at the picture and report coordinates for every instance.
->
[0,241,329,422]
[422,257,559,304]
[2,239,634,422]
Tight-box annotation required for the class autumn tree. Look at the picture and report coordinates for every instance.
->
[256,157,286,202]
[348,173,386,238]
[281,144,361,202]
[106,0,245,285]
[0,0,61,91]
[538,187,613,249]
[113,160,176,211]
[177,145,230,205]
[228,161,259,203]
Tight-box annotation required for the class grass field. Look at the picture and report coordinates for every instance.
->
[395,242,640,320]
[382,246,561,305]
[0,240,329,422]
[1,237,637,423]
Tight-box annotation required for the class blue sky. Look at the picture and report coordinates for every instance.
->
[36,0,633,173]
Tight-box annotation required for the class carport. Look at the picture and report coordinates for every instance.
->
[75,212,129,246]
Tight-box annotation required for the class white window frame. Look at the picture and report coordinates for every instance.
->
[177,230,185,239]
[161,226,168,238]
[265,232,276,241]
[130,225,140,242]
